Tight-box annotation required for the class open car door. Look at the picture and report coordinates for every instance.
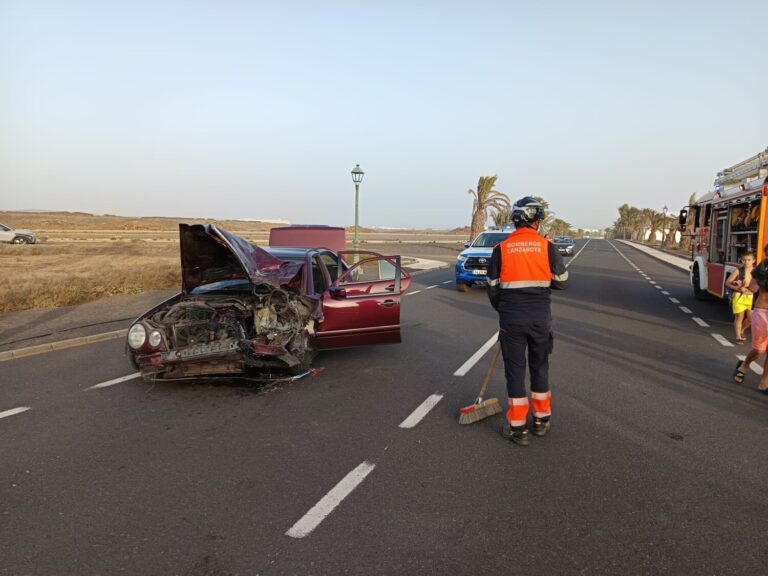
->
[314,252,411,349]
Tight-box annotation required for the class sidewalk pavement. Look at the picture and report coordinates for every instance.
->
[0,255,450,357]
[618,240,691,272]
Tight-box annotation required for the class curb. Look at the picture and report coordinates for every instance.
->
[617,240,690,272]
[0,262,454,363]
[407,263,451,276]
[0,329,127,363]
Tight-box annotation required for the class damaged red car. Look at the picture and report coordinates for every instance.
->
[126,224,411,380]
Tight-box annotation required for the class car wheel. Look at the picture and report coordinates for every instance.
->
[456,282,469,292]
[12,236,28,244]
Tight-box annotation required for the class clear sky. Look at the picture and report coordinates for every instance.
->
[1,0,766,230]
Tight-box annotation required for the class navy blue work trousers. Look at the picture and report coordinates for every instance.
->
[498,317,552,399]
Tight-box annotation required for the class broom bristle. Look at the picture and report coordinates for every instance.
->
[458,398,501,425]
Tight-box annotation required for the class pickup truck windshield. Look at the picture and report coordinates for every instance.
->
[472,233,510,248]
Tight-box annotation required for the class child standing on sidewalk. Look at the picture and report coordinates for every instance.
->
[726,251,755,343]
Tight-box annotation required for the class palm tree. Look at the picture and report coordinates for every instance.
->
[678,192,697,251]
[491,208,510,228]
[548,218,572,237]
[468,176,510,241]
[647,210,667,244]
[533,196,555,235]
[617,204,632,239]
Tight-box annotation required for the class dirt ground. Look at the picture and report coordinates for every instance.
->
[0,212,465,312]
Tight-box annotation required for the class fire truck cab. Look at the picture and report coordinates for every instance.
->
[685,148,768,300]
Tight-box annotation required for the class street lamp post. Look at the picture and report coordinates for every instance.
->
[351,164,364,250]
[662,205,668,246]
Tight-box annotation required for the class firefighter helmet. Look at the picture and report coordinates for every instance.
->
[511,196,545,225]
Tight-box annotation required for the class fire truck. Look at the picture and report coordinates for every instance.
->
[682,147,768,299]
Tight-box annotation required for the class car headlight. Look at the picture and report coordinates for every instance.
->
[457,255,468,263]
[148,330,163,348]
[128,323,147,349]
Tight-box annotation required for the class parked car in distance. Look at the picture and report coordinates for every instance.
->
[553,236,575,256]
[455,228,514,292]
[0,223,37,244]
[127,224,411,380]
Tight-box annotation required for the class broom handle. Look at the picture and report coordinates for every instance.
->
[478,344,502,400]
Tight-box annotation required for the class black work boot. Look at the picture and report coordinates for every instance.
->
[533,418,551,437]
[501,425,530,446]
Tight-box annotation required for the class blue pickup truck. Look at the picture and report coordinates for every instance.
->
[455,229,514,292]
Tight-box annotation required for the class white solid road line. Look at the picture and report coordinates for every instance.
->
[399,394,444,429]
[737,354,764,375]
[286,461,376,539]
[669,297,680,304]
[454,332,499,376]
[85,373,141,391]
[425,284,438,290]
[712,334,734,347]
[0,406,31,420]
[565,239,591,268]
[679,306,692,314]
[692,317,710,327]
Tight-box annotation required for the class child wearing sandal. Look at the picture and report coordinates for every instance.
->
[734,260,768,393]
[726,251,755,344]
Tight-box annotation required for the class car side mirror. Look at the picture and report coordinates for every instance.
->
[329,286,347,299]
[464,241,470,248]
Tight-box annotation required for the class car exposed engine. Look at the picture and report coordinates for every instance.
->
[135,286,316,379]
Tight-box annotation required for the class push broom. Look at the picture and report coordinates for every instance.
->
[459,344,502,424]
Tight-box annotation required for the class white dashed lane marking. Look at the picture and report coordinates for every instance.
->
[737,354,764,375]
[407,290,422,295]
[425,284,438,290]
[609,241,722,336]
[0,406,31,420]
[661,291,670,295]
[286,461,376,539]
[454,332,499,376]
[654,286,663,290]
[85,373,141,390]
[442,280,452,284]
[399,394,443,428]
[711,334,734,347]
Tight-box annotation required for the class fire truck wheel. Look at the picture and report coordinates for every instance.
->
[692,266,708,300]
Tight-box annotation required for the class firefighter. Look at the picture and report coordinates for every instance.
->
[487,196,569,446]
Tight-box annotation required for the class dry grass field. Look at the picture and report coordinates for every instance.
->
[0,211,465,312]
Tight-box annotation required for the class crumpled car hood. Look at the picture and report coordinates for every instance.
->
[179,224,303,292]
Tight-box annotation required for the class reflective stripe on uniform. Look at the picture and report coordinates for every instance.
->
[531,390,551,418]
[507,397,529,427]
[499,280,552,289]
[488,278,499,286]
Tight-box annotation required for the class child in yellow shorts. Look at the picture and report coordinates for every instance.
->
[727,252,755,343]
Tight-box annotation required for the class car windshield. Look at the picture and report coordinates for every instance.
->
[555,237,573,244]
[190,279,253,294]
[472,233,510,248]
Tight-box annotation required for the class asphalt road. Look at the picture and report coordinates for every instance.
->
[2,239,768,576]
